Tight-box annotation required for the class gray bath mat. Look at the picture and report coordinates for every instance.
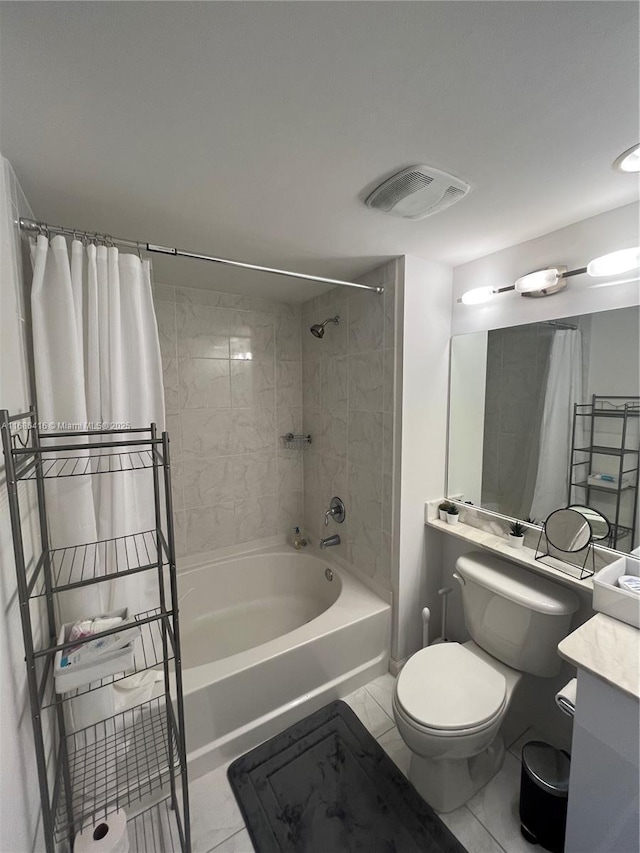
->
[228,700,468,853]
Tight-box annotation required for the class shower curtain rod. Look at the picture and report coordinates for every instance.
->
[18,217,384,294]
[542,320,578,330]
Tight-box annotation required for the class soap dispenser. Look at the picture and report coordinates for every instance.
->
[293,526,306,549]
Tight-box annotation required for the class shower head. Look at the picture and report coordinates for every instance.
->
[309,315,340,338]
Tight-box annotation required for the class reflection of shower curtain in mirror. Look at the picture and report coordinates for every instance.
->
[530,330,583,521]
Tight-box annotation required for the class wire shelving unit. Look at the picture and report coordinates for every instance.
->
[569,395,639,550]
[0,407,191,853]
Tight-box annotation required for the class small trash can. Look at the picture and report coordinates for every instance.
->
[519,741,570,853]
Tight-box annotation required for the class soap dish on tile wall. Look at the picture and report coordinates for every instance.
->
[281,433,312,449]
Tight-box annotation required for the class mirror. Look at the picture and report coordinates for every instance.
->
[545,508,592,553]
[568,505,610,541]
[448,305,640,554]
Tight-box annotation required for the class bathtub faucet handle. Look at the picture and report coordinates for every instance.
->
[324,496,346,526]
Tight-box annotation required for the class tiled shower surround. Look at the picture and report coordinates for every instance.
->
[301,260,399,593]
[153,257,399,595]
[153,284,304,557]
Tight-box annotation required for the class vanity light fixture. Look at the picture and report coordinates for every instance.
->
[613,143,640,173]
[459,247,640,305]
[460,285,495,305]
[586,247,640,277]
[514,267,566,296]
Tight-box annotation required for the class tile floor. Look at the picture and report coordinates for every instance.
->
[187,673,539,853]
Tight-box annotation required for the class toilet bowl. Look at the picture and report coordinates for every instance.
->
[393,552,579,813]
[393,640,522,811]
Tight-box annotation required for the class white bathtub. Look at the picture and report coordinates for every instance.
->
[176,544,391,778]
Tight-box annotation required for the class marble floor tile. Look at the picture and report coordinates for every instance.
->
[343,686,395,738]
[499,715,529,751]
[466,752,532,853]
[365,672,396,718]
[508,726,548,762]
[208,828,255,853]
[440,805,507,853]
[189,764,245,853]
[377,725,411,777]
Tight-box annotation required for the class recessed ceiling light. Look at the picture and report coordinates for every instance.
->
[613,143,640,173]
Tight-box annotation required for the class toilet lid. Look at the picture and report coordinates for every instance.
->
[396,643,506,731]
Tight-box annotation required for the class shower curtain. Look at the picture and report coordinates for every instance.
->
[530,329,583,521]
[31,234,165,726]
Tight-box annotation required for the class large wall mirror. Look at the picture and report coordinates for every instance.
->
[447,306,640,554]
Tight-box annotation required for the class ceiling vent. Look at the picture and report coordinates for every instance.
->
[365,165,470,220]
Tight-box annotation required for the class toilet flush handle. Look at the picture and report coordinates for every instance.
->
[452,572,465,586]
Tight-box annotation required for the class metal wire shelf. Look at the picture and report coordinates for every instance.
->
[1,408,191,853]
[71,796,185,853]
[28,530,169,598]
[54,696,181,842]
[43,609,172,707]
[127,796,185,852]
[15,449,158,480]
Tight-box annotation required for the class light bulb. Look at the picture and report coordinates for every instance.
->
[586,247,640,277]
[515,268,561,293]
[460,286,495,305]
[613,143,640,173]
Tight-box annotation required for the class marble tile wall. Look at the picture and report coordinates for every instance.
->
[153,283,304,558]
[301,260,399,592]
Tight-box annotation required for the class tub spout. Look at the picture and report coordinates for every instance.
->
[319,534,341,549]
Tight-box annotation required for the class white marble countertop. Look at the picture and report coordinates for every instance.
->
[425,515,594,592]
[558,613,640,700]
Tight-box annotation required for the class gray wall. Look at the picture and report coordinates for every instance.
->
[153,284,304,557]
[0,158,46,852]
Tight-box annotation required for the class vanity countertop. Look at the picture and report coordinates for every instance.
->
[426,514,593,592]
[558,613,640,700]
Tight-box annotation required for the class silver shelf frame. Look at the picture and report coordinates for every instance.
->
[569,395,640,550]
[0,407,191,853]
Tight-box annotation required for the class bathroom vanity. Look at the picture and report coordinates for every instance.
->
[559,614,640,853]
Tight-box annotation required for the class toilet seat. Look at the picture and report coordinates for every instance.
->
[396,643,507,733]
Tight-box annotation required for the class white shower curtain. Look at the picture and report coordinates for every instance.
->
[530,329,583,521]
[31,234,165,725]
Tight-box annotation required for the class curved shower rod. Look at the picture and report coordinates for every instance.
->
[18,218,384,294]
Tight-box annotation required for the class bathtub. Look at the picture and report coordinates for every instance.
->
[176,544,391,778]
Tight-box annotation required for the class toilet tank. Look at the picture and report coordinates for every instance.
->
[456,552,580,677]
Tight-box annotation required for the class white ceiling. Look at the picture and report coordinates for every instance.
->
[1,1,638,303]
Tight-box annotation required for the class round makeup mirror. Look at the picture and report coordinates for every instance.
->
[567,505,610,541]
[544,508,592,553]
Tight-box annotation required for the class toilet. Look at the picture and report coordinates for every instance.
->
[393,551,579,813]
